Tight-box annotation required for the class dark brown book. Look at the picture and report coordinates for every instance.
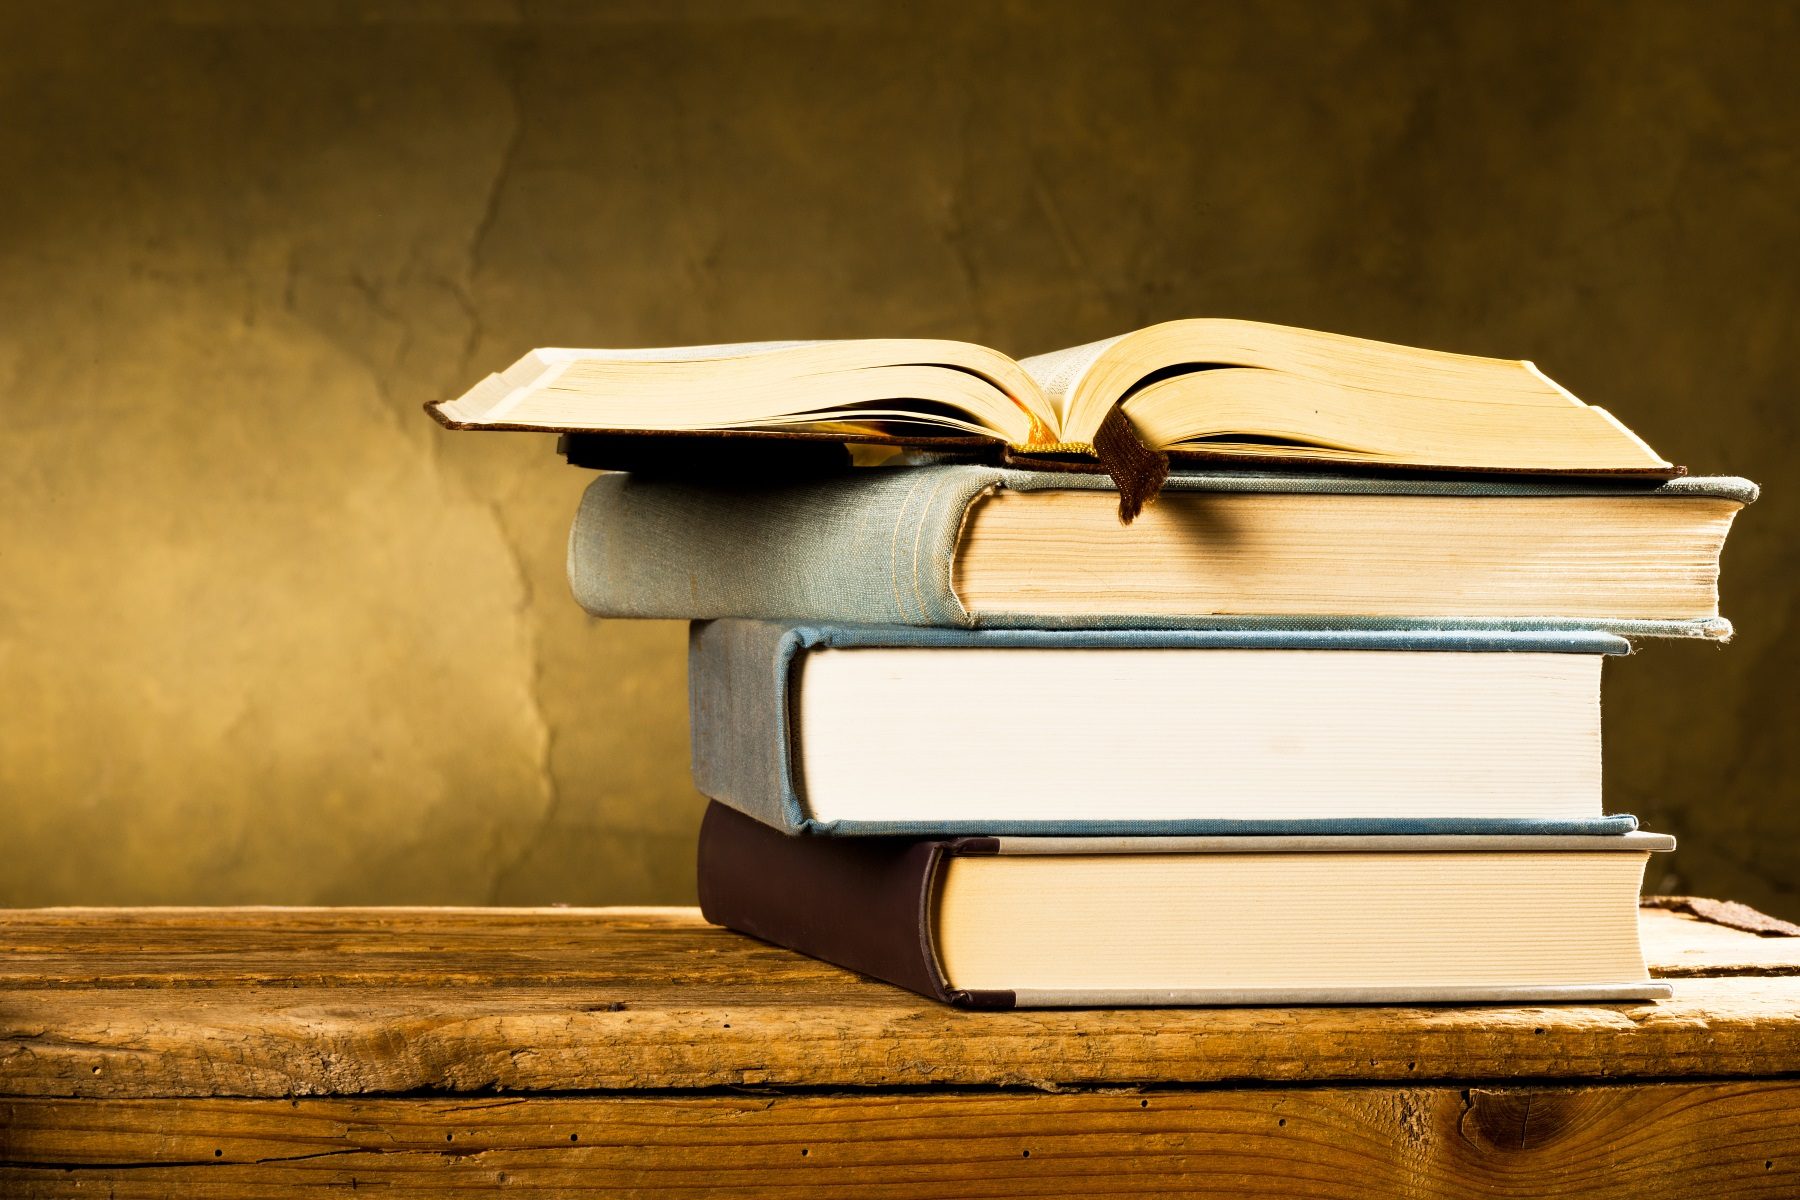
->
[696,800,1675,1009]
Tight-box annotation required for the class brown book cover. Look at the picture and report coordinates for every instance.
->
[696,800,1015,1009]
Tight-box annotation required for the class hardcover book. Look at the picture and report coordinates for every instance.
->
[690,620,1638,836]
[571,465,1754,635]
[429,320,1676,489]
[697,801,1675,1009]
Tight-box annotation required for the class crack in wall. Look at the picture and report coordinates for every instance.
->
[482,493,566,906]
[450,51,565,903]
[465,56,526,320]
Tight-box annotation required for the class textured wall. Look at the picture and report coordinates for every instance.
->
[2,1,1794,912]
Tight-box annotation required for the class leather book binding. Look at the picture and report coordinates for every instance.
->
[696,800,1014,1009]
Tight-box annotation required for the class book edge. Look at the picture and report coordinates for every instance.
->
[982,832,1676,854]
[1000,982,1673,1008]
[802,816,1642,837]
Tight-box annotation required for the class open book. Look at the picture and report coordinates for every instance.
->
[431,319,1673,484]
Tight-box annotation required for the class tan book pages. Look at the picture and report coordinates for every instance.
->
[954,491,1740,620]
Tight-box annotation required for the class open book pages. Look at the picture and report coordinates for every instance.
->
[430,318,1673,476]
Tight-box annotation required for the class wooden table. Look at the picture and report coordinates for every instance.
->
[2,905,1798,1197]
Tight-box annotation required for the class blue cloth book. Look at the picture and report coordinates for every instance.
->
[573,465,1755,636]
[689,619,1640,837]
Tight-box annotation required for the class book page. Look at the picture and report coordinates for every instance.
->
[1018,335,1127,431]
[533,341,820,363]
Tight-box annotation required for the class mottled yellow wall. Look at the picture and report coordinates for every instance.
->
[2,1,1795,913]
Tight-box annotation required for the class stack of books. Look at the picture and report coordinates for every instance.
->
[435,319,1755,1008]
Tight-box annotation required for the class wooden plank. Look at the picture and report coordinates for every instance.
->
[2,906,1791,989]
[0,907,821,990]
[6,975,1800,1098]
[5,906,1797,1098]
[1638,909,1800,975]
[3,1083,1797,1198]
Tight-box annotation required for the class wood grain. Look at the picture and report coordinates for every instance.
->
[4,906,1791,988]
[4,905,1791,988]
[1637,907,1800,975]
[7,977,1800,1099]
[3,1083,1797,1198]
[3,907,1799,1099]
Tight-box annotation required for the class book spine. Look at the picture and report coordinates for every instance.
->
[688,620,807,834]
[568,466,1002,625]
[696,801,1012,1009]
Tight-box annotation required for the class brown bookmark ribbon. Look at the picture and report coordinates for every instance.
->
[1092,400,1169,524]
